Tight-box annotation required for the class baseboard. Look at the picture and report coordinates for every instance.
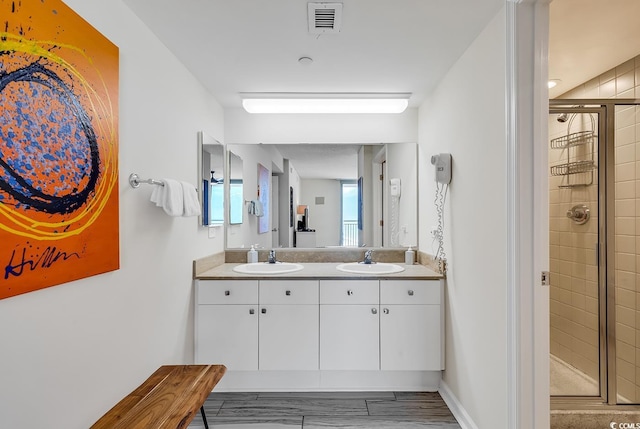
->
[214,370,441,392]
[439,380,479,429]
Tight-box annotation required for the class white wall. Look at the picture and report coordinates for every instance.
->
[417,6,508,429]
[299,179,342,247]
[0,1,225,428]
[225,108,418,144]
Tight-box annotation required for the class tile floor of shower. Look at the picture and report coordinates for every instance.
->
[187,391,460,428]
[550,354,640,429]
[550,354,598,396]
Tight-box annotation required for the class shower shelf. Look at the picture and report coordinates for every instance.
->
[550,160,595,176]
[550,131,596,149]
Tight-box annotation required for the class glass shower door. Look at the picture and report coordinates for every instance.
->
[549,108,603,398]
[612,103,640,404]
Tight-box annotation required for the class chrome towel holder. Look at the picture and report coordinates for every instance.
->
[128,173,164,188]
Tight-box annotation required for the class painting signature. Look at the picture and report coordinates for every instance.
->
[4,245,80,279]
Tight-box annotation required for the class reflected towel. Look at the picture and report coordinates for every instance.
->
[181,181,200,217]
[253,199,264,217]
[149,178,183,216]
[247,199,264,217]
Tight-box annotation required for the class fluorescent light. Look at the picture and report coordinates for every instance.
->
[240,93,410,114]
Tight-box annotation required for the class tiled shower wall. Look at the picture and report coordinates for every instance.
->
[550,54,640,402]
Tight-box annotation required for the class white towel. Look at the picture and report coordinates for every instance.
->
[181,181,200,217]
[149,178,183,216]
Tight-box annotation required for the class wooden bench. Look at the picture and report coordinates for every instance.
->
[91,364,226,429]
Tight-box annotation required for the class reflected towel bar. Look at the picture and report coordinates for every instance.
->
[129,173,164,188]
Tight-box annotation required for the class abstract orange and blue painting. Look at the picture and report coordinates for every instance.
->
[0,0,119,299]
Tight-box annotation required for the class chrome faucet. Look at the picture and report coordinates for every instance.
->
[267,249,277,264]
[361,250,374,264]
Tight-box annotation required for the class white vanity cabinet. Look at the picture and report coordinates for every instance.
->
[380,280,443,371]
[258,280,319,370]
[319,280,380,370]
[195,280,258,370]
[195,275,443,390]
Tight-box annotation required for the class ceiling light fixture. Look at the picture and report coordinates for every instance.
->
[240,93,411,114]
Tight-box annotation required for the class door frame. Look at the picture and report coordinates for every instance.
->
[507,1,551,428]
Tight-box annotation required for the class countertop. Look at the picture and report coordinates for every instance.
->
[196,262,443,280]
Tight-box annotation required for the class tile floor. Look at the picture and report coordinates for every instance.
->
[188,391,461,428]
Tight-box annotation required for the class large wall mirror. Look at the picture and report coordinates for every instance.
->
[197,131,224,227]
[224,143,418,249]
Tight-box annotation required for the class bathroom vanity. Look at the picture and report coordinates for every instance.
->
[195,263,443,391]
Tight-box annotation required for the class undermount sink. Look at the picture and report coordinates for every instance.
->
[233,262,304,275]
[336,262,405,275]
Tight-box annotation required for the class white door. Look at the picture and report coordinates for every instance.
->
[259,304,319,370]
[380,304,441,370]
[320,305,379,370]
[196,305,258,370]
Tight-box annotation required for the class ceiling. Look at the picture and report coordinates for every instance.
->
[122,0,640,178]
[549,0,640,98]
[273,144,365,179]
[122,0,504,109]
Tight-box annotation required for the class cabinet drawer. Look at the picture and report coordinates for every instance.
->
[259,280,319,304]
[320,280,379,304]
[197,280,258,304]
[380,280,440,305]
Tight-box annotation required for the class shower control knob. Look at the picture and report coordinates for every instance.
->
[249,309,255,315]
[286,290,291,296]
[383,308,390,314]
[261,308,267,314]
[347,290,354,296]
[371,308,378,314]
[224,290,230,296]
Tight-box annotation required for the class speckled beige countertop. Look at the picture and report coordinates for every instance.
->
[196,262,442,280]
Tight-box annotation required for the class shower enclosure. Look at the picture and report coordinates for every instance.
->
[549,99,640,407]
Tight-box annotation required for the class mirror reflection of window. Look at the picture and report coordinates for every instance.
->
[341,181,358,246]
[229,179,243,225]
[209,183,224,224]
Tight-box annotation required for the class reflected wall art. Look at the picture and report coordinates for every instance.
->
[0,0,119,299]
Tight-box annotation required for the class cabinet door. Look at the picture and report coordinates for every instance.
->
[380,304,441,370]
[196,305,258,370]
[320,305,379,370]
[259,304,319,370]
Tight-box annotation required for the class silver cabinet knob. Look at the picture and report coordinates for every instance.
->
[261,308,267,314]
[371,308,378,314]
[347,290,354,296]
[408,290,414,296]
[249,308,255,315]
[286,290,291,296]
[224,290,230,296]
[383,308,389,314]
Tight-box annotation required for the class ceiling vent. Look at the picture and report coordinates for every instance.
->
[308,3,343,34]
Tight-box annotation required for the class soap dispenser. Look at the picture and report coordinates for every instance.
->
[247,245,258,263]
[405,246,415,265]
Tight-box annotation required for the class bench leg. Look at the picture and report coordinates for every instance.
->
[200,405,209,429]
